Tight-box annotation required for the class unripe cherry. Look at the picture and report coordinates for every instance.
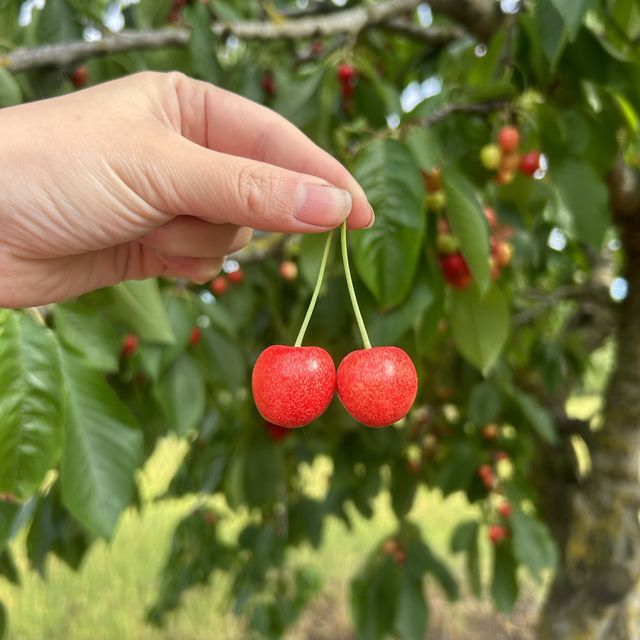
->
[480,144,501,170]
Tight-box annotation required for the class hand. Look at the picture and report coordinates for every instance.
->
[0,71,373,308]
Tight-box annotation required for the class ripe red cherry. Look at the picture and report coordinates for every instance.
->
[478,464,495,488]
[122,334,138,358]
[439,253,472,289]
[70,66,88,89]
[265,421,291,441]
[338,63,356,84]
[252,345,336,427]
[519,150,541,176]
[228,269,244,284]
[497,125,520,153]
[188,327,201,346]
[488,524,510,544]
[336,347,418,428]
[498,502,512,518]
[210,275,228,296]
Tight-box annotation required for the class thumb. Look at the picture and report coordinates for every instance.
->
[153,136,354,233]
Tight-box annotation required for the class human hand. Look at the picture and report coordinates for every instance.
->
[0,71,373,308]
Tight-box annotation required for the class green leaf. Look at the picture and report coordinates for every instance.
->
[510,389,557,444]
[0,69,21,107]
[424,546,458,600]
[273,66,326,129]
[450,285,509,374]
[436,442,482,496]
[0,548,19,585]
[36,0,82,43]
[0,500,36,549]
[441,168,490,292]
[491,542,518,613]
[536,0,567,66]
[390,463,418,519]
[450,521,481,597]
[405,127,440,171]
[184,3,219,83]
[367,276,434,345]
[0,313,64,498]
[352,139,425,309]
[469,381,503,425]
[550,0,596,40]
[551,158,609,248]
[111,280,175,344]
[59,349,142,538]
[155,354,205,436]
[510,511,557,582]
[394,578,427,640]
[201,326,246,390]
[54,302,120,372]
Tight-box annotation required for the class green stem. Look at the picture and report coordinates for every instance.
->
[294,231,334,347]
[340,221,372,349]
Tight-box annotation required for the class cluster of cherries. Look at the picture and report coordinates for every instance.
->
[337,63,357,110]
[480,125,542,184]
[210,267,245,297]
[477,425,512,544]
[437,208,513,289]
[422,167,514,289]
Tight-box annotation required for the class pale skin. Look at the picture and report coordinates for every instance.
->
[0,71,374,308]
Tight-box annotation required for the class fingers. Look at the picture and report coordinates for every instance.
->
[172,74,373,229]
[139,217,252,258]
[152,136,355,233]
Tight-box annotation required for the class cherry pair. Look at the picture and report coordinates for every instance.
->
[252,344,417,429]
[252,222,418,429]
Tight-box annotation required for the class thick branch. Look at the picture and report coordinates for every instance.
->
[2,0,432,73]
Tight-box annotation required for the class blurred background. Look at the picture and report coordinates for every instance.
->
[0,0,638,638]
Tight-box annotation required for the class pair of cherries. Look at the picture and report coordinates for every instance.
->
[252,344,417,428]
[251,222,418,429]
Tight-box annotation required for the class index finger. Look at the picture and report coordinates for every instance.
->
[172,74,374,230]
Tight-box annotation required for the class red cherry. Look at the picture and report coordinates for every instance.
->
[265,421,291,441]
[498,502,512,519]
[228,269,244,284]
[189,327,201,346]
[478,464,495,488]
[483,206,498,229]
[336,347,418,428]
[488,524,510,544]
[261,72,276,98]
[439,253,472,289]
[519,151,541,176]
[252,345,336,427]
[338,63,356,84]
[210,275,228,296]
[122,334,138,358]
[482,423,500,440]
[494,451,509,462]
[279,260,298,281]
[497,126,520,153]
[70,66,88,89]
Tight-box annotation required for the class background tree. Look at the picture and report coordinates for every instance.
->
[0,0,638,638]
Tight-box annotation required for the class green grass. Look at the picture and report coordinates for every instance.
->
[0,437,485,640]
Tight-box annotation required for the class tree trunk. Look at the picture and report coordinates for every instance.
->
[538,232,640,639]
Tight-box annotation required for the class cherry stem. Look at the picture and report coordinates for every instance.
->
[340,221,372,349]
[294,231,334,348]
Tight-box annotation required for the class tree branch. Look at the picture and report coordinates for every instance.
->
[2,0,441,73]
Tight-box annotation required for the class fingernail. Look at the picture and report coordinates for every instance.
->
[193,259,223,284]
[366,204,375,228]
[295,184,352,227]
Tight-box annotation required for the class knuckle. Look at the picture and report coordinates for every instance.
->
[235,165,285,220]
